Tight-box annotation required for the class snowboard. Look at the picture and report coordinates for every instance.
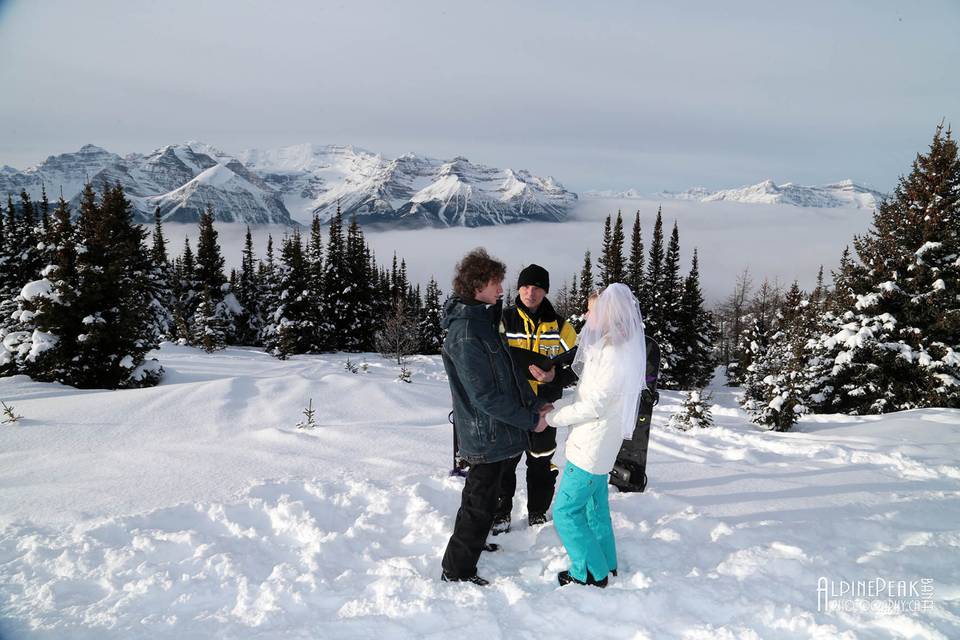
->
[609,337,661,493]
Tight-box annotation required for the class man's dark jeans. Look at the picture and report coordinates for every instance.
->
[496,451,557,519]
[441,458,509,578]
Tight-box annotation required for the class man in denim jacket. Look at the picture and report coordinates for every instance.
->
[440,248,551,586]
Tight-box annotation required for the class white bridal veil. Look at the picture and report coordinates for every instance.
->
[571,283,647,439]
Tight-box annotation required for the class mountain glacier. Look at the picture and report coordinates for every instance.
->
[1,143,576,227]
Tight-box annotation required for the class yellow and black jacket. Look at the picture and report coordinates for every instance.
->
[502,296,578,456]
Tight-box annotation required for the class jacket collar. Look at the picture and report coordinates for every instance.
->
[442,295,503,329]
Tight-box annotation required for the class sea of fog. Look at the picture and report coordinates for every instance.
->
[159,198,873,305]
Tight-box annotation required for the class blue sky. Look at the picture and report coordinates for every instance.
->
[1,0,957,192]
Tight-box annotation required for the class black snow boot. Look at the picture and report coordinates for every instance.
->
[528,512,548,526]
[491,514,511,536]
[557,570,608,588]
[442,571,490,586]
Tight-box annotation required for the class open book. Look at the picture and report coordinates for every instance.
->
[509,346,578,380]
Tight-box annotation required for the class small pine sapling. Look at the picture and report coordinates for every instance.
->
[668,389,713,431]
[296,398,318,429]
[398,366,412,383]
[1,401,23,424]
[344,358,359,374]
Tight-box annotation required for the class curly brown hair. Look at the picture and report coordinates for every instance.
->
[452,248,507,298]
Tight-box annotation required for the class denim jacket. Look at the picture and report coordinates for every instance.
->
[441,295,543,464]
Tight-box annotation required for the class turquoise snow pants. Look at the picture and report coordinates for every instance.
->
[553,461,617,582]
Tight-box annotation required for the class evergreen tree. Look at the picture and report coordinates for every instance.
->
[146,208,175,341]
[807,124,960,413]
[627,210,644,300]
[25,196,81,380]
[610,211,626,284]
[305,213,328,351]
[748,282,809,430]
[572,250,595,329]
[236,226,262,345]
[321,204,349,350]
[643,207,666,337]
[263,230,314,358]
[738,317,771,412]
[171,237,199,343]
[67,184,162,388]
[343,216,376,351]
[195,205,227,295]
[655,221,684,388]
[668,389,714,430]
[673,250,718,389]
[39,185,51,237]
[599,211,626,287]
[257,234,281,347]
[418,277,444,354]
[192,287,227,352]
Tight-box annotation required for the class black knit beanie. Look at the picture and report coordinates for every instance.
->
[517,264,550,293]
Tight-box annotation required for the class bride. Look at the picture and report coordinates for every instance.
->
[546,283,646,588]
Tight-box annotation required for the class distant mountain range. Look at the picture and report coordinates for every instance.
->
[584,180,888,209]
[2,142,887,227]
[0,143,577,227]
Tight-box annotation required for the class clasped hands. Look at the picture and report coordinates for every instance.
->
[535,403,554,433]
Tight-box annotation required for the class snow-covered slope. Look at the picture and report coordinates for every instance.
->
[703,179,886,208]
[0,145,123,206]
[240,145,577,227]
[0,143,295,226]
[586,180,887,209]
[1,143,576,227]
[1,345,957,639]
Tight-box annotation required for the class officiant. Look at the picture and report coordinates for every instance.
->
[493,264,579,533]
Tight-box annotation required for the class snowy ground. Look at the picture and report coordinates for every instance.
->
[1,344,958,639]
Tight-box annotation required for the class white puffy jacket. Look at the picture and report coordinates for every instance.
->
[546,343,634,475]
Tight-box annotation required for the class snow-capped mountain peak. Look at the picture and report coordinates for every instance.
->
[2,142,575,227]
[584,180,887,209]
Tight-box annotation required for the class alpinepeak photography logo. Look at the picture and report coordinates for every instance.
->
[818,576,935,614]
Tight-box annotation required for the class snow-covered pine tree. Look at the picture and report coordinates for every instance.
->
[668,389,714,430]
[235,226,263,345]
[343,216,376,351]
[673,250,718,389]
[0,190,67,378]
[194,205,237,344]
[571,250,595,330]
[68,184,162,388]
[807,124,960,413]
[643,207,665,340]
[256,234,280,347]
[320,204,350,350]
[748,281,809,431]
[418,276,444,354]
[264,230,314,359]
[738,316,771,412]
[192,287,227,353]
[655,221,684,388]
[171,237,198,343]
[627,210,644,301]
[598,211,626,287]
[22,196,82,381]
[147,208,175,342]
[305,213,328,351]
[0,191,45,359]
